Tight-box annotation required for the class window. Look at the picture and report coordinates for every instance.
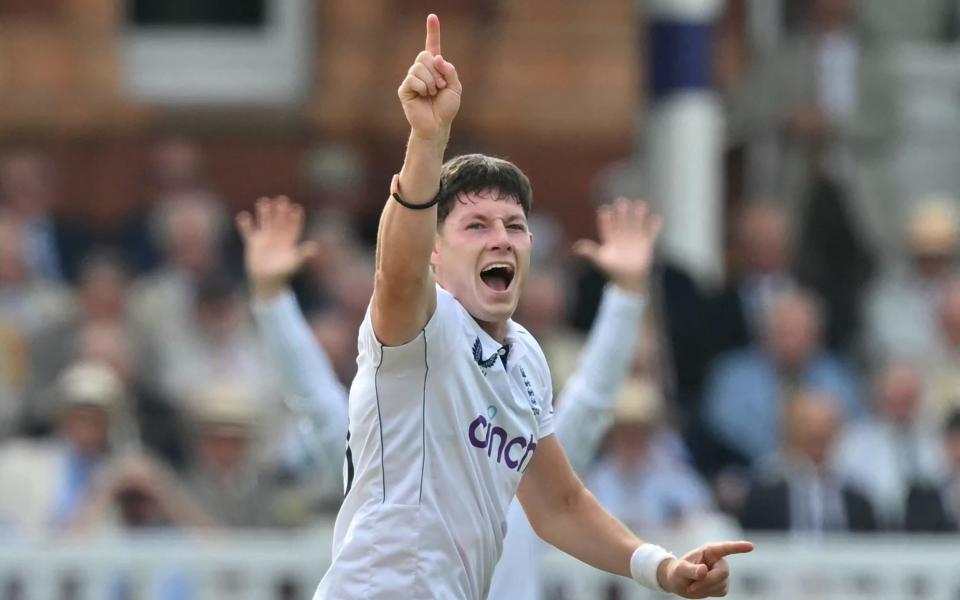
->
[122,0,310,105]
[128,0,266,28]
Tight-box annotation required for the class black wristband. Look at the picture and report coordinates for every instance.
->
[391,183,442,210]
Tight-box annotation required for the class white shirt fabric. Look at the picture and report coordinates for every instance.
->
[254,285,644,599]
[315,285,554,599]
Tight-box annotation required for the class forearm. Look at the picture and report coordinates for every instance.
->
[252,289,345,402]
[531,486,641,578]
[372,134,445,342]
[375,133,445,277]
[251,289,349,469]
[571,285,645,395]
[555,286,645,473]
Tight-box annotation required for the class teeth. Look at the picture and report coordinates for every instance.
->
[482,263,514,273]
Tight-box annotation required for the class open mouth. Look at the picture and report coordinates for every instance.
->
[480,263,515,292]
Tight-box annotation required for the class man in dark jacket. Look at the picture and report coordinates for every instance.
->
[741,390,876,533]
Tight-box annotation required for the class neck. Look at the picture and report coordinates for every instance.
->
[476,317,508,343]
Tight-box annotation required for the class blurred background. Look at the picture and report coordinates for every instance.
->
[1,0,960,598]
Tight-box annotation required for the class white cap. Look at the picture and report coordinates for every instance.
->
[57,361,126,411]
[189,383,260,435]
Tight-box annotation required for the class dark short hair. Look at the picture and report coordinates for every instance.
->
[436,154,532,227]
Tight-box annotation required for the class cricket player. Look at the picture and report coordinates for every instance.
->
[238,14,751,599]
[244,196,666,598]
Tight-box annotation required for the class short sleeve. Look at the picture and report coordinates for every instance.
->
[358,285,463,373]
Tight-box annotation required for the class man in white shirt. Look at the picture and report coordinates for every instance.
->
[238,14,751,599]
[243,190,678,598]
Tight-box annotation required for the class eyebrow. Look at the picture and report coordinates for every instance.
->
[462,213,526,223]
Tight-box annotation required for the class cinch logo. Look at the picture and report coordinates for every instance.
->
[467,413,537,472]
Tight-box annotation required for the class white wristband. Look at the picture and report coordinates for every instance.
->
[630,543,676,592]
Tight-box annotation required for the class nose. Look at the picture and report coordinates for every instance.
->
[487,221,512,252]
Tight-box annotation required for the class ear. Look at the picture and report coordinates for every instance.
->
[431,236,442,270]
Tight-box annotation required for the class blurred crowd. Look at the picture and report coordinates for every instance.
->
[1,0,960,560]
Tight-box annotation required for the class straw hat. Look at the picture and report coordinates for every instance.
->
[189,383,260,435]
[908,199,959,255]
[57,361,126,412]
[612,378,664,427]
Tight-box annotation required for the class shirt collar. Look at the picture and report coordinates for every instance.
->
[472,318,528,370]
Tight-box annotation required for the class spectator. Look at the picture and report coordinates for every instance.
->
[146,137,210,198]
[129,189,231,364]
[0,216,73,338]
[154,273,275,406]
[728,0,898,253]
[181,384,298,528]
[28,251,132,389]
[941,410,960,527]
[740,391,876,534]
[307,307,360,387]
[703,203,798,358]
[928,280,960,422]
[586,378,714,536]
[794,176,875,351]
[703,288,863,465]
[0,148,84,281]
[324,253,375,334]
[833,361,947,528]
[70,454,214,532]
[0,217,73,433]
[299,142,376,246]
[294,215,366,314]
[0,362,132,534]
[69,453,213,600]
[67,321,188,468]
[864,199,960,363]
[117,137,217,274]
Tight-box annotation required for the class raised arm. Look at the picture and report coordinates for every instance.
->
[372,14,462,346]
[236,197,348,472]
[555,199,659,473]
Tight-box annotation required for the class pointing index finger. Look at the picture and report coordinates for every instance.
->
[425,13,441,56]
[704,541,754,565]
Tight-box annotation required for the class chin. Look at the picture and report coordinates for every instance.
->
[467,296,517,325]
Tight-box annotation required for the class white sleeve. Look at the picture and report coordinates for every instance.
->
[251,289,349,474]
[554,285,646,474]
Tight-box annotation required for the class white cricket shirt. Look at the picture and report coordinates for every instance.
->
[314,285,554,599]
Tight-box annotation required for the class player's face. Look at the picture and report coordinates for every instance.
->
[433,192,532,330]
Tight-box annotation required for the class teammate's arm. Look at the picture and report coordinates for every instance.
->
[237,197,349,472]
[372,14,462,346]
[517,436,752,597]
[555,199,658,473]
